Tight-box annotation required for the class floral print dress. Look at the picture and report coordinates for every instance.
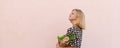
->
[66,26,83,48]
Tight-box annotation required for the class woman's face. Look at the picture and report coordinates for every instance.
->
[69,10,78,21]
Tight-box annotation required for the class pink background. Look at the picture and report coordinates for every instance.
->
[0,0,119,48]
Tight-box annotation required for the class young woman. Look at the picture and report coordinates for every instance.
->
[56,9,85,48]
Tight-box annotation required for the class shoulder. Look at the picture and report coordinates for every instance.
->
[74,26,82,32]
[67,27,73,33]
[67,27,73,31]
[67,26,82,33]
[67,26,82,31]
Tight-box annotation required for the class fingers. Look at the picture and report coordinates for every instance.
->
[56,43,60,48]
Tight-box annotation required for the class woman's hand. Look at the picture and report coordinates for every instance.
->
[63,36,69,42]
[56,43,62,48]
[56,43,75,48]
[57,36,74,48]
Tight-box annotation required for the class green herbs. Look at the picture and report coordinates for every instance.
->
[57,31,75,41]
[69,31,75,41]
[57,31,75,47]
[57,35,65,40]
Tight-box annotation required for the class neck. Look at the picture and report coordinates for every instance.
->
[71,21,78,27]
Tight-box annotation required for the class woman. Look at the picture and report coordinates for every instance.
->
[56,9,85,48]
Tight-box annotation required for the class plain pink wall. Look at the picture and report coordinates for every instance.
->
[112,0,120,48]
[0,0,119,48]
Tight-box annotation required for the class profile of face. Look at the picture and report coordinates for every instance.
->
[69,10,78,21]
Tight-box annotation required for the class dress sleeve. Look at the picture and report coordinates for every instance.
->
[66,28,72,37]
[66,27,75,46]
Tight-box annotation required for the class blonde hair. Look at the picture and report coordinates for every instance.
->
[72,9,85,30]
